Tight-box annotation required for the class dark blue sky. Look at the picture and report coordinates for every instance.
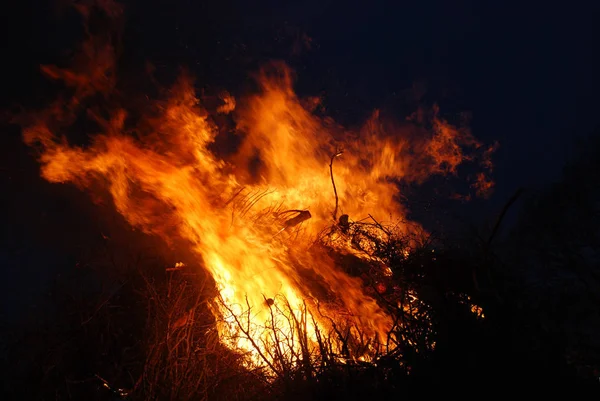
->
[0,0,596,325]
[123,0,596,207]
[4,0,596,197]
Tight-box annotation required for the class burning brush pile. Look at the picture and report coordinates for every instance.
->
[17,1,496,398]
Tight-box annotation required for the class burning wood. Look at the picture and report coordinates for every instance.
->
[282,210,312,228]
[338,213,350,232]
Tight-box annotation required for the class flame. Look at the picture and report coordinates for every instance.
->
[19,1,493,370]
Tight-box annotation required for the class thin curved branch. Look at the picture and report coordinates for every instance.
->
[329,150,343,221]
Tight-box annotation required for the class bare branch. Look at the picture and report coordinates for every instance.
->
[329,149,343,222]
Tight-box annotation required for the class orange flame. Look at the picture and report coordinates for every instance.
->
[20,2,494,369]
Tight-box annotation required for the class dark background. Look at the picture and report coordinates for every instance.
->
[0,0,596,341]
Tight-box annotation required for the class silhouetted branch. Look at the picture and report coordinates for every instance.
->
[487,187,524,247]
[329,149,343,221]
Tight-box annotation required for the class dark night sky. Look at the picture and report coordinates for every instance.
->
[0,0,597,326]
[4,0,596,201]
[127,0,596,195]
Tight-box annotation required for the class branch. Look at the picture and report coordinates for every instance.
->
[368,214,391,236]
[487,187,524,247]
[329,150,343,221]
[219,296,283,379]
[81,280,127,325]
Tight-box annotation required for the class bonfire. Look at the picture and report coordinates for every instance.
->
[17,0,495,393]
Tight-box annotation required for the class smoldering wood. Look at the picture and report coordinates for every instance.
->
[282,210,312,228]
[339,214,350,233]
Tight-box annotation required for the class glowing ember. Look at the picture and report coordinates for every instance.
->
[19,0,492,371]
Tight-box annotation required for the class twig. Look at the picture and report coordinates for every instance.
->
[95,374,129,398]
[239,188,275,217]
[368,214,391,236]
[223,186,246,208]
[487,187,524,247]
[81,280,127,325]
[329,150,343,221]
[219,296,283,379]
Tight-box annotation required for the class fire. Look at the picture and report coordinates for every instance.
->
[19,1,493,372]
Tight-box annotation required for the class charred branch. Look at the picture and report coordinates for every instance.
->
[282,210,312,229]
[339,214,350,233]
[329,150,343,222]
